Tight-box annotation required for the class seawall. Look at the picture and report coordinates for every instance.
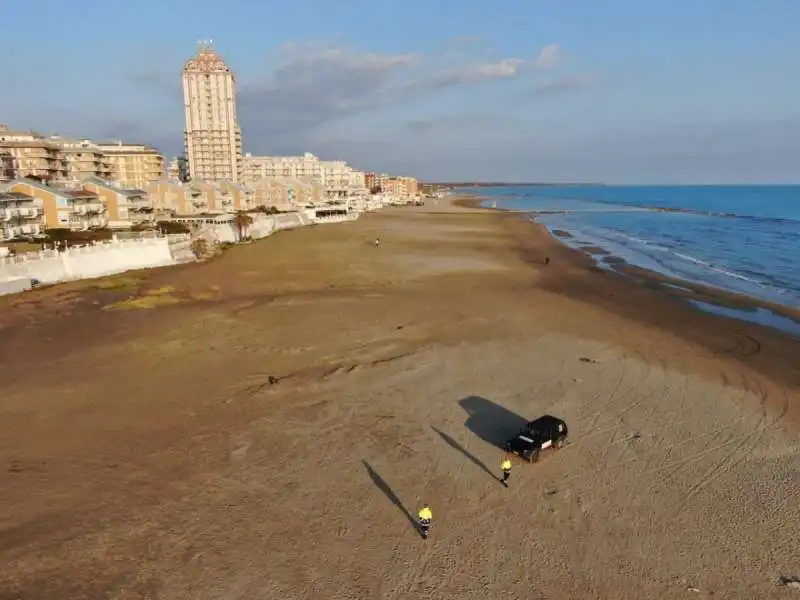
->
[0,238,176,288]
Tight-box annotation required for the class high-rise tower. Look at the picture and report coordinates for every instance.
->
[181,41,243,183]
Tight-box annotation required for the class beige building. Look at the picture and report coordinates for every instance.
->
[182,43,243,182]
[48,137,113,181]
[218,180,254,211]
[400,176,419,197]
[243,152,322,181]
[82,178,153,228]
[243,152,366,198]
[187,181,228,213]
[319,159,351,195]
[1,151,15,181]
[0,191,44,240]
[95,141,165,189]
[167,157,180,180]
[249,178,292,210]
[0,125,68,183]
[5,179,107,230]
[380,176,418,199]
[276,176,315,206]
[146,181,214,215]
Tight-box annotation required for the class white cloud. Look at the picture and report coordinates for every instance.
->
[533,44,560,69]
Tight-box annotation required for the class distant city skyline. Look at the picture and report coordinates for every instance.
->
[2,0,799,183]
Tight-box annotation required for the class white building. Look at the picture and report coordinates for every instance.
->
[242,152,366,198]
[182,42,243,183]
[243,152,322,181]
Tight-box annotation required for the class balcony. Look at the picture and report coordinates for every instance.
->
[16,207,40,218]
[72,202,105,214]
[13,223,41,236]
[0,206,40,219]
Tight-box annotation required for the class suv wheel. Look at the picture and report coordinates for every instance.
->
[555,436,567,449]
[529,450,540,463]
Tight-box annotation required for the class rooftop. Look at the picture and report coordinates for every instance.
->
[0,192,34,203]
[183,43,233,76]
[65,189,97,199]
[83,177,146,196]
[94,141,161,154]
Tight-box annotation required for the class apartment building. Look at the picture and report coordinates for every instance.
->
[349,169,367,192]
[379,176,417,199]
[380,177,402,198]
[145,181,210,215]
[243,152,365,198]
[243,152,323,181]
[5,179,107,230]
[186,181,230,213]
[399,176,418,197]
[82,178,153,228]
[95,141,165,189]
[167,156,189,182]
[182,43,243,182]
[319,160,352,197]
[0,125,68,183]
[0,191,44,240]
[218,180,254,211]
[0,151,14,181]
[365,172,392,192]
[48,136,113,181]
[249,178,292,210]
[276,177,317,206]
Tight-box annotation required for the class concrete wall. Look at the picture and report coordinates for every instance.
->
[313,213,360,225]
[0,277,32,296]
[205,212,316,243]
[0,238,175,284]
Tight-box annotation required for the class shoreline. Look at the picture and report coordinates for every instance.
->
[453,193,799,426]
[454,195,800,339]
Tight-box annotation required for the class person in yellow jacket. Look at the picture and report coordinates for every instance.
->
[501,456,512,487]
[418,504,432,538]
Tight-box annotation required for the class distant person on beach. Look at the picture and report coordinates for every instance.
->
[375,237,380,248]
[501,456,512,486]
[545,256,550,265]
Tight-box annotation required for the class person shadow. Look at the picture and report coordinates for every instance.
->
[458,395,528,449]
[362,460,425,538]
[431,426,499,482]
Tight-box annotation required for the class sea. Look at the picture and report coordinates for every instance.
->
[466,185,800,336]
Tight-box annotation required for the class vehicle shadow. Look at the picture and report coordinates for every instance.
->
[458,395,528,449]
[431,426,499,482]
[362,460,424,538]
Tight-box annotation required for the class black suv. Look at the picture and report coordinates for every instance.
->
[505,414,568,462]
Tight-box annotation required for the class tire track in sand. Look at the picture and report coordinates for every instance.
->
[661,375,788,523]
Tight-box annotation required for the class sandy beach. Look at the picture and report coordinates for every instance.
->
[0,198,798,599]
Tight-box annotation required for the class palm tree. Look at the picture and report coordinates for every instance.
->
[190,238,209,259]
[234,211,254,241]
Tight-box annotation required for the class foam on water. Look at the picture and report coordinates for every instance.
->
[472,184,800,335]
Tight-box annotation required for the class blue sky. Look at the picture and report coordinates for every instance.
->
[2,0,799,183]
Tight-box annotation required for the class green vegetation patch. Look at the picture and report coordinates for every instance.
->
[94,275,143,291]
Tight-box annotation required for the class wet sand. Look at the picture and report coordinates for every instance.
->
[0,198,798,599]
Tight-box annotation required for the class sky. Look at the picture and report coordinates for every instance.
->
[2,0,800,183]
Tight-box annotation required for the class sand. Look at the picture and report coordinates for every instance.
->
[0,198,798,599]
